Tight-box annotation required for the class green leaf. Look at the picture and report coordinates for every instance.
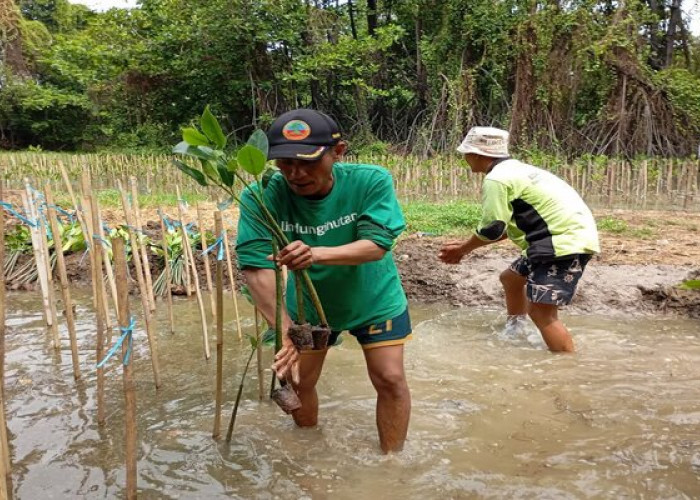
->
[200,105,226,149]
[237,145,266,176]
[182,127,210,146]
[217,161,234,187]
[679,279,700,290]
[201,160,220,182]
[262,166,279,188]
[247,129,269,159]
[248,334,258,350]
[262,328,275,346]
[227,157,238,173]
[173,142,218,161]
[172,159,208,187]
[218,196,234,211]
[241,285,254,305]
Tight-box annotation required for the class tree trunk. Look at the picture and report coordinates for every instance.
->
[367,0,377,37]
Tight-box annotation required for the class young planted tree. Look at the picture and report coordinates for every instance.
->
[172,106,330,417]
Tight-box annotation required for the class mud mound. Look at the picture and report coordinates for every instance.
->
[4,229,699,318]
[394,237,693,317]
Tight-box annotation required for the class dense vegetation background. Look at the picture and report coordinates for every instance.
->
[1,0,699,158]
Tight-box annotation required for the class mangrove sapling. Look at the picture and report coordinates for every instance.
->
[172,106,329,414]
[172,106,328,326]
[270,241,302,414]
[225,330,267,442]
[158,207,175,334]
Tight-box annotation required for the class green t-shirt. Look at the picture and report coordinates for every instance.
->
[236,163,407,331]
[475,159,600,261]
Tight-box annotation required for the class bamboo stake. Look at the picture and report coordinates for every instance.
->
[112,237,138,500]
[45,186,81,380]
[255,308,264,401]
[36,199,61,351]
[21,188,52,331]
[79,175,99,312]
[158,207,175,335]
[213,212,224,439]
[90,191,108,426]
[0,180,6,387]
[176,187,210,359]
[81,174,112,330]
[130,177,156,313]
[222,225,242,341]
[118,182,162,388]
[96,201,119,318]
[0,180,11,488]
[198,205,216,322]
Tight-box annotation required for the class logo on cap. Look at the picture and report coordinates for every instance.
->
[282,120,311,141]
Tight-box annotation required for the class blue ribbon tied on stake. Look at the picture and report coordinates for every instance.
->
[202,232,226,261]
[97,317,137,368]
[0,201,38,228]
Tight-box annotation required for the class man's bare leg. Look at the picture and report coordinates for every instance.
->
[291,349,328,426]
[363,344,411,453]
[499,269,528,315]
[528,302,575,353]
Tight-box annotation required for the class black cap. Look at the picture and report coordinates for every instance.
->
[267,109,342,160]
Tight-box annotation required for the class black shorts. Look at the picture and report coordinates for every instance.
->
[509,254,592,306]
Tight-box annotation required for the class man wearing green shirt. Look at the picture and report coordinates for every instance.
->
[439,127,599,352]
[236,109,411,453]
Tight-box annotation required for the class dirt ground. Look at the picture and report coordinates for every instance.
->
[395,209,700,318]
[4,207,700,318]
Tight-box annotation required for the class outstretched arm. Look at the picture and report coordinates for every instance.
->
[439,234,504,264]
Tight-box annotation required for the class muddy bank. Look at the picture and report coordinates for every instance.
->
[4,229,699,318]
[394,236,700,318]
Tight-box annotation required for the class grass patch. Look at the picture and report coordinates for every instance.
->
[54,190,209,209]
[402,200,482,235]
[597,216,629,233]
[597,216,656,239]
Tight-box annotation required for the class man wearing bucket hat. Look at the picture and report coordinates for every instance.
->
[236,109,412,453]
[439,127,599,352]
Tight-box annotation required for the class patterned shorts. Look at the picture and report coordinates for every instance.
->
[509,254,592,306]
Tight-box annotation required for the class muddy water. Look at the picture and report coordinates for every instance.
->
[3,291,700,499]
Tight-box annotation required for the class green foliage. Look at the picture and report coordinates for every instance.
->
[5,225,33,253]
[402,201,482,236]
[597,216,629,234]
[654,69,700,128]
[3,0,700,156]
[679,279,700,291]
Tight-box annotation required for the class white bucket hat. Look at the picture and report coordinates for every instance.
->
[457,126,509,158]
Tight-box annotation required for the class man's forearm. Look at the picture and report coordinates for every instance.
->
[463,234,499,254]
[312,239,386,266]
[243,268,292,331]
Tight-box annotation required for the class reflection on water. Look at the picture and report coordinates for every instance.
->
[3,291,700,498]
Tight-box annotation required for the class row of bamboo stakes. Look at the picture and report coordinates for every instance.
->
[2,153,699,210]
[390,157,700,209]
[0,166,272,497]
